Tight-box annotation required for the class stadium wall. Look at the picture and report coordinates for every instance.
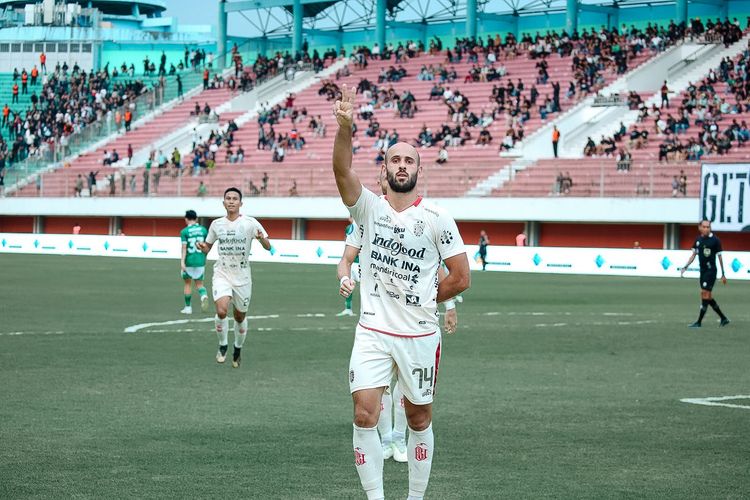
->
[2,197,750,249]
[1,232,748,280]
[2,215,749,250]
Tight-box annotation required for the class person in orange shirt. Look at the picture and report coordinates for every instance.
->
[30,65,38,85]
[12,83,19,103]
[551,125,561,158]
[2,104,9,126]
[40,52,46,73]
[203,68,209,89]
[21,70,28,94]
[124,109,132,131]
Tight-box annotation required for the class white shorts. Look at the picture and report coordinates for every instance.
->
[349,325,442,406]
[182,266,205,280]
[212,276,252,313]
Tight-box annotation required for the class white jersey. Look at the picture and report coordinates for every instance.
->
[345,222,363,249]
[206,214,268,285]
[348,188,465,337]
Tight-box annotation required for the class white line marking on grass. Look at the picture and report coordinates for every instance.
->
[0,331,64,336]
[680,395,750,410]
[124,315,280,333]
[296,313,327,318]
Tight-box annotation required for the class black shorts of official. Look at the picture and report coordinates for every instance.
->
[700,271,717,291]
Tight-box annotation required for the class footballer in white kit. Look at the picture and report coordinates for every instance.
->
[332,84,470,500]
[197,187,271,368]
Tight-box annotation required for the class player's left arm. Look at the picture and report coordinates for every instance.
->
[438,264,458,334]
[718,252,727,284]
[252,220,272,251]
[256,230,271,251]
[435,214,470,303]
[437,253,470,303]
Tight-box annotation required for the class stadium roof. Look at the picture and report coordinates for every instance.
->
[0,0,167,17]
[225,0,675,37]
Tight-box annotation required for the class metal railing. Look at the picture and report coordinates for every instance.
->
[1,83,166,191]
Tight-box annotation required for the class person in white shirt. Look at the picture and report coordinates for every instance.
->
[332,84,470,500]
[196,187,272,368]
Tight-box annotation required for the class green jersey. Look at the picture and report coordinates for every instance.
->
[345,223,360,263]
[181,223,209,267]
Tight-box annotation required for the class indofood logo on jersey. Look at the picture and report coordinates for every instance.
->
[372,234,426,259]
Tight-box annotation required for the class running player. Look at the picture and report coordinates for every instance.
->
[196,187,272,367]
[179,210,209,314]
[333,84,471,500]
[680,219,730,328]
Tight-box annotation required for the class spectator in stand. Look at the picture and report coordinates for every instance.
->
[197,181,207,197]
[552,126,560,158]
[661,80,670,108]
[436,146,448,164]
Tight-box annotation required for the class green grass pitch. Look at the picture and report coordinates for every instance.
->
[0,254,748,499]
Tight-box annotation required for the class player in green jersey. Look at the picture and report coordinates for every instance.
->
[180,210,209,314]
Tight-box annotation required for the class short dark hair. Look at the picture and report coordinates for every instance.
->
[185,210,197,220]
[224,187,243,200]
[384,143,421,166]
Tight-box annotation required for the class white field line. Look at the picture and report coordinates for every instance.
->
[680,395,750,410]
[0,331,64,336]
[123,315,280,333]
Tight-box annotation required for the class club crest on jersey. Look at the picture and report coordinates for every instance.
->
[440,230,453,245]
[413,220,425,237]
[703,248,711,257]
[415,443,428,462]
[354,447,366,466]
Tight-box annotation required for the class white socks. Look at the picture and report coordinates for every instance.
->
[353,424,384,500]
[377,391,393,446]
[234,318,248,348]
[407,424,434,499]
[392,382,407,442]
[214,315,228,346]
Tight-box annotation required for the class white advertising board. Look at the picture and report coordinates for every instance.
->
[1,233,749,280]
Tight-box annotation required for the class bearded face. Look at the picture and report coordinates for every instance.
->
[386,167,418,193]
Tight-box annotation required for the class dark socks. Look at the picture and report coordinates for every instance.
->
[708,299,727,320]
[696,299,709,325]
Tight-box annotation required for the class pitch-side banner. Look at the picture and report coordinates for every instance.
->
[701,163,750,232]
[1,233,749,280]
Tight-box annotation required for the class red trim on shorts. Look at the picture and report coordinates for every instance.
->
[358,322,436,338]
[433,341,441,395]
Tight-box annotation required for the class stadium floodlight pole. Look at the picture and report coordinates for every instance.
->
[675,0,687,26]
[466,0,477,40]
[566,0,578,34]
[218,0,228,70]
[376,0,386,51]
[293,0,303,56]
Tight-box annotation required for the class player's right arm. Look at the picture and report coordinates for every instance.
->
[332,84,362,207]
[680,247,698,277]
[180,242,187,272]
[180,228,188,272]
[337,245,360,297]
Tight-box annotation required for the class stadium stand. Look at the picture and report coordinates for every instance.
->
[72,25,686,198]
